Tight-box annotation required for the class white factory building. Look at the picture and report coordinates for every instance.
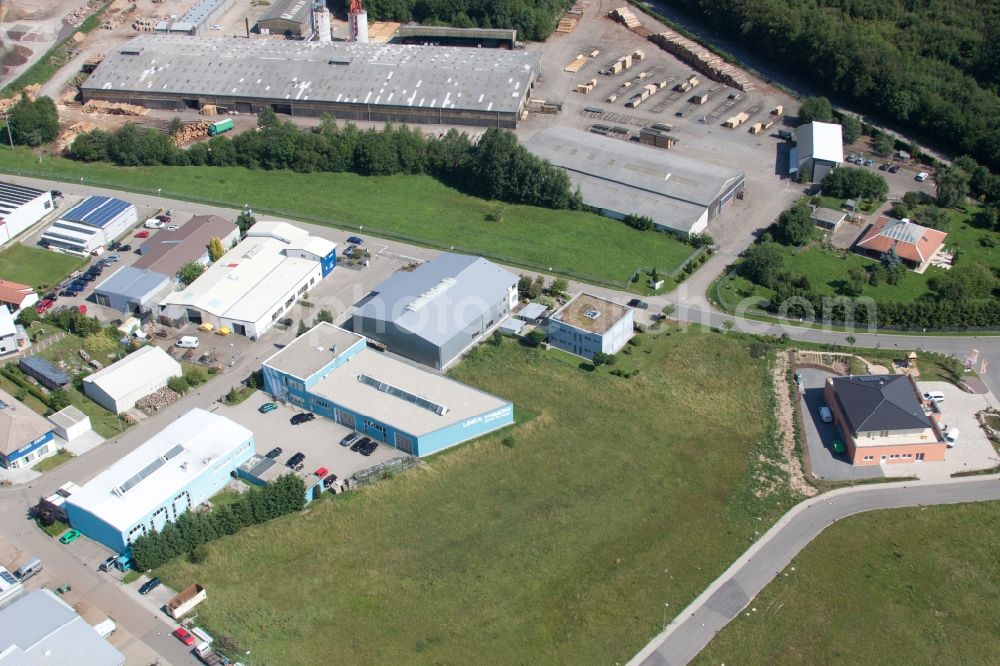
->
[40,195,137,255]
[0,182,54,245]
[82,345,182,414]
[794,121,844,182]
[160,221,338,339]
[64,409,255,553]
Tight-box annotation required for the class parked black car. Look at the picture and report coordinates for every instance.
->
[265,447,283,459]
[290,412,315,425]
[119,244,132,252]
[285,452,305,468]
[351,437,370,453]
[322,474,338,488]
[627,299,649,310]
[59,289,79,297]
[138,577,162,595]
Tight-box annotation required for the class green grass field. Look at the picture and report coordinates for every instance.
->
[156,329,798,664]
[0,244,85,291]
[695,501,1000,665]
[0,148,692,288]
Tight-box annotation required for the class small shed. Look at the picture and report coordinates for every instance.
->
[516,303,547,322]
[810,207,847,231]
[500,319,526,336]
[47,405,92,442]
[843,199,858,212]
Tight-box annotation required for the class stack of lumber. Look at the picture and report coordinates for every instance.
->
[172,120,211,146]
[649,29,756,91]
[199,104,218,116]
[0,84,40,114]
[82,100,148,115]
[57,121,96,153]
[556,17,578,33]
[608,7,640,28]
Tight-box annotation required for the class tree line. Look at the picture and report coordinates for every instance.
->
[662,0,1000,170]
[130,474,306,570]
[69,115,581,211]
[343,0,571,41]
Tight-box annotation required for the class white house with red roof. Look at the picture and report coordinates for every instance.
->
[855,216,948,273]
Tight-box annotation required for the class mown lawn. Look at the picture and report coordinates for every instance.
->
[156,329,796,665]
[0,243,85,291]
[0,148,693,287]
[696,501,1000,665]
[31,450,74,472]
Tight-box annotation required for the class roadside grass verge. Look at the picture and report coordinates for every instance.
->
[695,501,1000,665]
[156,329,796,664]
[0,148,693,288]
[0,244,85,291]
[31,450,74,473]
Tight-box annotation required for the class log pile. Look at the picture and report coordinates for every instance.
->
[649,29,756,92]
[64,0,105,28]
[135,387,181,413]
[0,84,40,114]
[82,100,149,116]
[172,120,211,146]
[57,122,97,153]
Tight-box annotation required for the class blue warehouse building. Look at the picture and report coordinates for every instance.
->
[263,323,514,457]
[64,409,254,553]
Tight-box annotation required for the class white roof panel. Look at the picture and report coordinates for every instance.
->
[799,121,843,164]
[82,346,181,400]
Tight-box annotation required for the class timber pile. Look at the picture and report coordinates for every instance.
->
[82,100,148,116]
[132,17,157,31]
[649,29,756,91]
[135,387,181,413]
[556,17,577,33]
[608,7,640,28]
[0,84,40,114]
[57,122,96,153]
[172,120,211,146]
[64,0,105,28]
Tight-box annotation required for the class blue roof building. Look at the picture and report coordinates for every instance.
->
[93,266,171,315]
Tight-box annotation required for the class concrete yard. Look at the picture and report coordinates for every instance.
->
[800,369,999,481]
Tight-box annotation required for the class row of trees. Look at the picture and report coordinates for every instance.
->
[131,474,306,570]
[820,167,889,201]
[661,0,1000,170]
[352,0,571,41]
[69,118,580,211]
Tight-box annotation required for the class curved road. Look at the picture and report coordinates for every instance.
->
[630,475,1000,666]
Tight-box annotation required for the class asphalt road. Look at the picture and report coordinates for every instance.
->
[629,475,1000,666]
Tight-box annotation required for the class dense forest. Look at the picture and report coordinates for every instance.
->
[68,113,581,211]
[658,0,1000,170]
[337,0,571,41]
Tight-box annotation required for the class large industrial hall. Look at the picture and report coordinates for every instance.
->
[81,34,542,128]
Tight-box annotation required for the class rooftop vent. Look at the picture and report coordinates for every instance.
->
[583,309,601,320]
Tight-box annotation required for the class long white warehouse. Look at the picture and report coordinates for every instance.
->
[40,195,137,255]
[0,182,54,245]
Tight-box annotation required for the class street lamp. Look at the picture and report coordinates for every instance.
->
[1,112,12,149]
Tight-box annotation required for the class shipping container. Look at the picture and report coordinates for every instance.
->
[208,118,234,136]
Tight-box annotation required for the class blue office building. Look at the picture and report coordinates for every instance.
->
[0,388,55,470]
[263,323,514,457]
[65,409,254,553]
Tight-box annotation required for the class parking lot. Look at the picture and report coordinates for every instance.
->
[218,391,409,488]
[799,370,999,481]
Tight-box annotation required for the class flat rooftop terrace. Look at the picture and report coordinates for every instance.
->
[551,293,630,335]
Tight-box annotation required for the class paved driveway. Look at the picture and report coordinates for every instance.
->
[797,368,884,481]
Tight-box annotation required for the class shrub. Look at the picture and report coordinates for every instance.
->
[189,544,209,564]
[167,376,189,395]
[502,436,515,449]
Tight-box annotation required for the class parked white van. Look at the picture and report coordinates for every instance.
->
[945,428,960,447]
[923,390,945,404]
[143,219,164,229]
[915,171,929,182]
[176,336,199,349]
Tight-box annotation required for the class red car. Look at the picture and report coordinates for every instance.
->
[172,627,196,646]
[35,298,54,313]
[314,467,329,478]
[135,230,150,238]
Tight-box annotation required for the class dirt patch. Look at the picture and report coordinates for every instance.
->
[773,351,817,497]
[1,44,32,67]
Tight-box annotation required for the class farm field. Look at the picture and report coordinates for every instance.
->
[696,501,1000,665]
[156,328,798,664]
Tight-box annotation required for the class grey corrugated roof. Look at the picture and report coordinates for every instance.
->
[18,356,68,386]
[83,35,541,115]
[356,253,517,346]
[134,214,235,276]
[810,207,846,224]
[831,375,931,433]
[0,590,125,666]
[94,265,170,300]
[397,25,516,41]
[525,126,744,234]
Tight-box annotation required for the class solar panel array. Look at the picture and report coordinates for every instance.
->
[358,373,449,416]
[0,182,46,213]
[62,196,132,228]
[115,443,186,495]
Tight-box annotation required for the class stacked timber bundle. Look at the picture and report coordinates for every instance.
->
[57,122,97,153]
[608,7,640,28]
[171,120,212,146]
[82,100,149,115]
[649,29,757,91]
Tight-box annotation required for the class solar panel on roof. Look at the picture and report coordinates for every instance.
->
[63,196,108,222]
